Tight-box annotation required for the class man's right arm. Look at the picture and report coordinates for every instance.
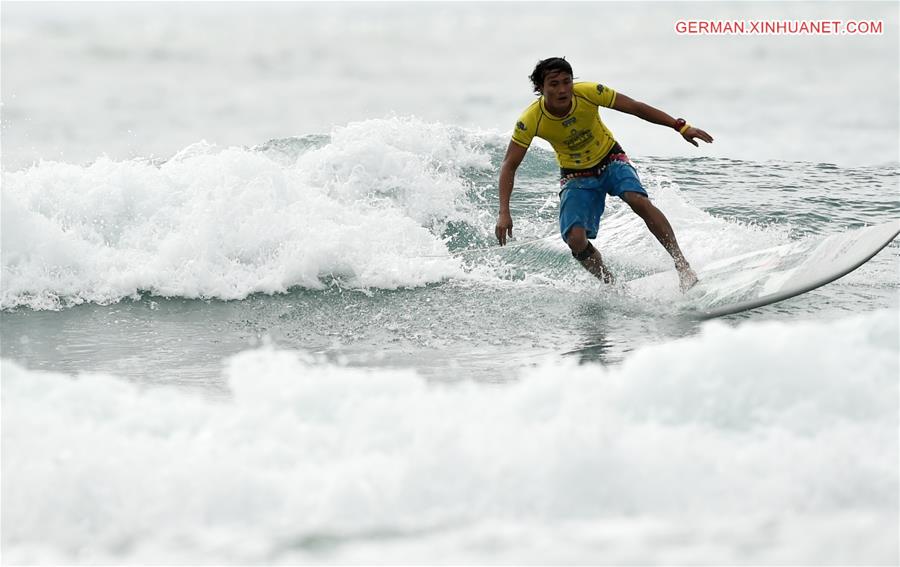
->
[495,140,528,246]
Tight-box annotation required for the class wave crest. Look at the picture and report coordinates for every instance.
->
[2,117,495,310]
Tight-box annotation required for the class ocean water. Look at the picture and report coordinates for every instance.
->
[2,2,899,565]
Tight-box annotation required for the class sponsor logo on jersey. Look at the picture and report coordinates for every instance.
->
[596,84,605,95]
[562,117,576,127]
[564,129,593,151]
[517,121,527,131]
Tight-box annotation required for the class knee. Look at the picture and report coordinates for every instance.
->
[565,226,588,252]
[625,193,653,215]
[572,240,597,261]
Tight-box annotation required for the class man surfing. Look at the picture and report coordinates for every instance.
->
[495,57,713,291]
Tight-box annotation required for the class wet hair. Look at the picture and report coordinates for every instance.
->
[529,57,573,94]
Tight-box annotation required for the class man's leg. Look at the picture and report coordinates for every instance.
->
[566,226,614,284]
[620,192,698,291]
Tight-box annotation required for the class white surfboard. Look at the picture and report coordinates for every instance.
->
[625,219,900,319]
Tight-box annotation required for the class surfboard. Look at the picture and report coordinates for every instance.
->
[624,219,900,319]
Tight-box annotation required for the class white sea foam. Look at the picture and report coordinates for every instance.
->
[1,118,494,310]
[3,309,897,564]
[4,115,800,310]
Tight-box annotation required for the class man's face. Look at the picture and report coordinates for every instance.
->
[540,70,573,107]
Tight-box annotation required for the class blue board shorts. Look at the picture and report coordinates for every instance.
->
[558,160,648,242]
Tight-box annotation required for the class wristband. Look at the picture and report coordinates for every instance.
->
[674,118,690,134]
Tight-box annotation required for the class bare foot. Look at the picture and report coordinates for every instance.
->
[678,266,699,293]
[601,266,616,285]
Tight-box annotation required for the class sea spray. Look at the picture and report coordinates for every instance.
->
[2,309,896,564]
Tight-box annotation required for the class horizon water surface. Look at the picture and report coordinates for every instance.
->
[2,2,899,565]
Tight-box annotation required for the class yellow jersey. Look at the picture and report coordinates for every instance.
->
[510,82,618,169]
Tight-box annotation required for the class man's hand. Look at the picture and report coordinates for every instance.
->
[496,142,525,245]
[495,211,513,245]
[682,126,714,147]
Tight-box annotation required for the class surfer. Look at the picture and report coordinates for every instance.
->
[495,57,713,292]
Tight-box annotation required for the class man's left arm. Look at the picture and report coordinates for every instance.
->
[612,93,714,147]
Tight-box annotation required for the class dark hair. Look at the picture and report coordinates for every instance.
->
[529,57,573,94]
